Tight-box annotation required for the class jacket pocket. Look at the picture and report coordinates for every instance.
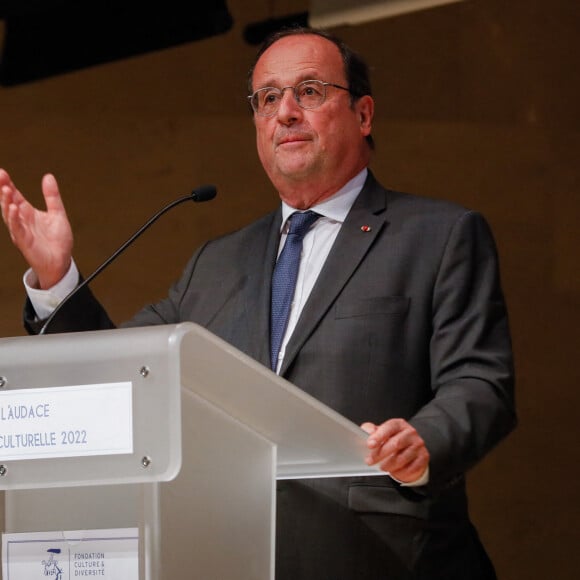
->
[348,482,429,520]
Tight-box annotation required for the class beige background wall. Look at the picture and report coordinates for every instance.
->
[1,1,579,578]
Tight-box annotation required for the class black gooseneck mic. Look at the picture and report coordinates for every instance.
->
[38,184,217,335]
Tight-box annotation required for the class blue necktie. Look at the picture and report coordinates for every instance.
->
[270,210,320,371]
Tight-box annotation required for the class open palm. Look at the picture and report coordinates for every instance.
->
[0,171,73,289]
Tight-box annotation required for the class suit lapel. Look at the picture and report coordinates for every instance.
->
[279,173,388,375]
[242,208,282,367]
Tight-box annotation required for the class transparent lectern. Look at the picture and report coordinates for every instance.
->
[0,322,381,579]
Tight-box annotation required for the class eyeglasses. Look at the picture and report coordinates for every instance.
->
[248,79,353,117]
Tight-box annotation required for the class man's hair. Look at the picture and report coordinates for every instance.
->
[247,26,375,150]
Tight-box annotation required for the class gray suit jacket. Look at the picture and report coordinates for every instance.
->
[26,171,516,578]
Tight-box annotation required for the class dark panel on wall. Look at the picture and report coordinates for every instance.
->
[0,0,233,85]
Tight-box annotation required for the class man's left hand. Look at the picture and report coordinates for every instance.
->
[361,418,430,483]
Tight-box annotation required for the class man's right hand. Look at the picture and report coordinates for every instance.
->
[0,169,73,289]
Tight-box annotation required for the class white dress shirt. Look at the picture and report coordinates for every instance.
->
[274,168,367,372]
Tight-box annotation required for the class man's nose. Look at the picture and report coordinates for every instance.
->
[276,88,302,123]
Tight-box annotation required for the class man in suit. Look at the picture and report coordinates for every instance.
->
[0,28,515,579]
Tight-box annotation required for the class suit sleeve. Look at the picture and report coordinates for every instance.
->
[23,245,207,334]
[23,282,116,334]
[409,210,516,490]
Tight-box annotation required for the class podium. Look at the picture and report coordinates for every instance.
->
[0,323,381,579]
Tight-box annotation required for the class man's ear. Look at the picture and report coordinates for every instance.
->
[357,95,374,138]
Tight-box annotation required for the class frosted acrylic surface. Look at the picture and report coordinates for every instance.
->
[0,321,381,579]
[178,324,383,479]
[0,325,184,490]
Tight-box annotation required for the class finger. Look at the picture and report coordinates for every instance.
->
[0,172,29,212]
[41,173,67,216]
[377,442,420,471]
[0,177,16,218]
[0,188,10,223]
[372,418,407,440]
[6,203,25,245]
[366,435,405,466]
[366,425,423,466]
[381,449,429,482]
[369,437,427,473]
[6,201,33,247]
[360,422,377,436]
[1,177,31,219]
[0,168,12,188]
[366,418,406,450]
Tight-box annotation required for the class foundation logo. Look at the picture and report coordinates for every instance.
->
[41,548,63,579]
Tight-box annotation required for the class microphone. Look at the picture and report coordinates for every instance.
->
[38,184,217,335]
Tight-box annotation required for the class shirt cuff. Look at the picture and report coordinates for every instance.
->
[23,259,80,320]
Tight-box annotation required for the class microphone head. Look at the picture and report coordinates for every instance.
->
[191,185,217,202]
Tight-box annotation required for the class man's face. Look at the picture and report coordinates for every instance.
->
[251,34,373,208]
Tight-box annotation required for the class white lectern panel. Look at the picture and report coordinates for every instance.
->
[1,322,382,580]
[178,325,382,479]
[0,325,183,489]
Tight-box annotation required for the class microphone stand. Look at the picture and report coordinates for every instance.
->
[39,185,217,335]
